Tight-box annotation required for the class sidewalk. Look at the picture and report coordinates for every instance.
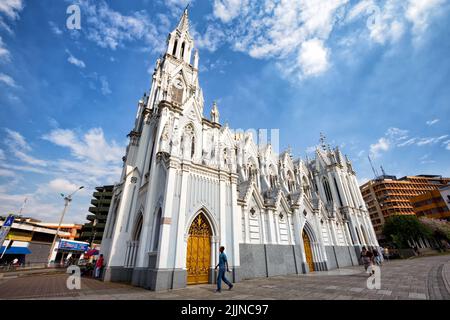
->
[0,254,449,300]
[0,267,65,280]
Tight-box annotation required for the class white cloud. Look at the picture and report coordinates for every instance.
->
[191,24,226,52]
[49,21,63,35]
[37,178,84,195]
[42,128,123,164]
[0,127,126,222]
[99,76,111,95]
[163,0,192,16]
[0,72,17,87]
[0,0,24,20]
[444,140,450,151]
[3,128,47,166]
[406,0,445,41]
[201,0,447,81]
[397,137,416,147]
[370,137,390,158]
[298,38,330,77]
[416,135,448,146]
[66,50,86,68]
[0,36,10,61]
[419,154,435,164]
[213,0,247,23]
[426,118,439,126]
[76,0,165,52]
[0,148,5,160]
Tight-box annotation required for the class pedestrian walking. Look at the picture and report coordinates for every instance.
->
[372,248,381,266]
[384,247,390,261]
[94,254,104,279]
[215,246,233,292]
[360,247,374,276]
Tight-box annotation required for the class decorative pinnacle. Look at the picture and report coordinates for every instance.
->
[319,132,327,150]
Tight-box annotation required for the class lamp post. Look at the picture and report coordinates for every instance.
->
[90,218,98,248]
[47,186,84,266]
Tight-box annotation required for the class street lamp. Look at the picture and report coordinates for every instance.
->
[47,186,84,266]
[91,218,98,248]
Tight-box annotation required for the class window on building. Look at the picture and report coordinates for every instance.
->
[172,40,178,56]
[152,208,162,251]
[322,178,333,203]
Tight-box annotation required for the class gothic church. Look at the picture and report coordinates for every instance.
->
[101,9,379,291]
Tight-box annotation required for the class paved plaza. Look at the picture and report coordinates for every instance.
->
[0,254,449,300]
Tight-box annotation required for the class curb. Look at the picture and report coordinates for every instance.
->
[442,262,450,295]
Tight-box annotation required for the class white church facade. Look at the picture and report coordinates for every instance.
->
[101,9,379,291]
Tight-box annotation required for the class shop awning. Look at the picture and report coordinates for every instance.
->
[0,246,32,255]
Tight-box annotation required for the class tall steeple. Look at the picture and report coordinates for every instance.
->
[177,7,190,32]
[166,7,194,65]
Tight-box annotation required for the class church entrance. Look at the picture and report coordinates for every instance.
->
[302,230,314,272]
[186,212,212,285]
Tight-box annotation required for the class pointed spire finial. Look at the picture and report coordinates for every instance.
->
[211,101,219,123]
[177,4,190,31]
[319,132,327,150]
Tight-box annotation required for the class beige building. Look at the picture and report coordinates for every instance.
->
[360,175,450,242]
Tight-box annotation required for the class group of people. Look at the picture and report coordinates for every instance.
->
[360,246,388,276]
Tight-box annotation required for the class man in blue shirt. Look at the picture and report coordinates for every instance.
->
[215,246,233,292]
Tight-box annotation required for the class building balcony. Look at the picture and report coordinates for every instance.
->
[88,207,109,214]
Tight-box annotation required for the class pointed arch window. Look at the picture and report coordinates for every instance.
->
[322,178,333,203]
[172,39,178,56]
[191,135,195,159]
[181,42,186,59]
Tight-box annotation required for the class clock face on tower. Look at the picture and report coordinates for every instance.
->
[174,78,183,89]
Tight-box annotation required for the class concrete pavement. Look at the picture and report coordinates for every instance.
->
[0,254,449,300]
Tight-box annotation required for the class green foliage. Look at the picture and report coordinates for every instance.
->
[419,217,450,242]
[382,215,432,248]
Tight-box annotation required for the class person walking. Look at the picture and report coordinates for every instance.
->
[384,247,390,261]
[372,248,381,266]
[215,246,233,292]
[94,254,104,279]
[360,247,374,276]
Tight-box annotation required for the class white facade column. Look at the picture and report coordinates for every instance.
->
[218,173,226,246]
[106,172,138,268]
[174,165,190,269]
[156,163,178,269]
[267,209,276,244]
[230,175,241,267]
[273,210,280,244]
[259,210,267,244]
[286,212,294,245]
[244,208,250,243]
[292,209,302,245]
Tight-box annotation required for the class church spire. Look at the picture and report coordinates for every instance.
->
[166,6,194,65]
[177,6,190,32]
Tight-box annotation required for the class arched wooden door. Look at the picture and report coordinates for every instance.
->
[302,230,315,272]
[186,213,212,284]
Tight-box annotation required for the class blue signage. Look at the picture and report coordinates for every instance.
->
[4,215,14,227]
[59,240,89,252]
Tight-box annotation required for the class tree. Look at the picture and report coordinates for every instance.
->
[382,215,432,248]
[419,218,450,244]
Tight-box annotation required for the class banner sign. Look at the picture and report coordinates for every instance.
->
[59,240,89,252]
[0,214,14,247]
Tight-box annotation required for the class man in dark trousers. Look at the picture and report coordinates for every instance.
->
[215,246,233,292]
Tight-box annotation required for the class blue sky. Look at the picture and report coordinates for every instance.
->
[0,0,449,224]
